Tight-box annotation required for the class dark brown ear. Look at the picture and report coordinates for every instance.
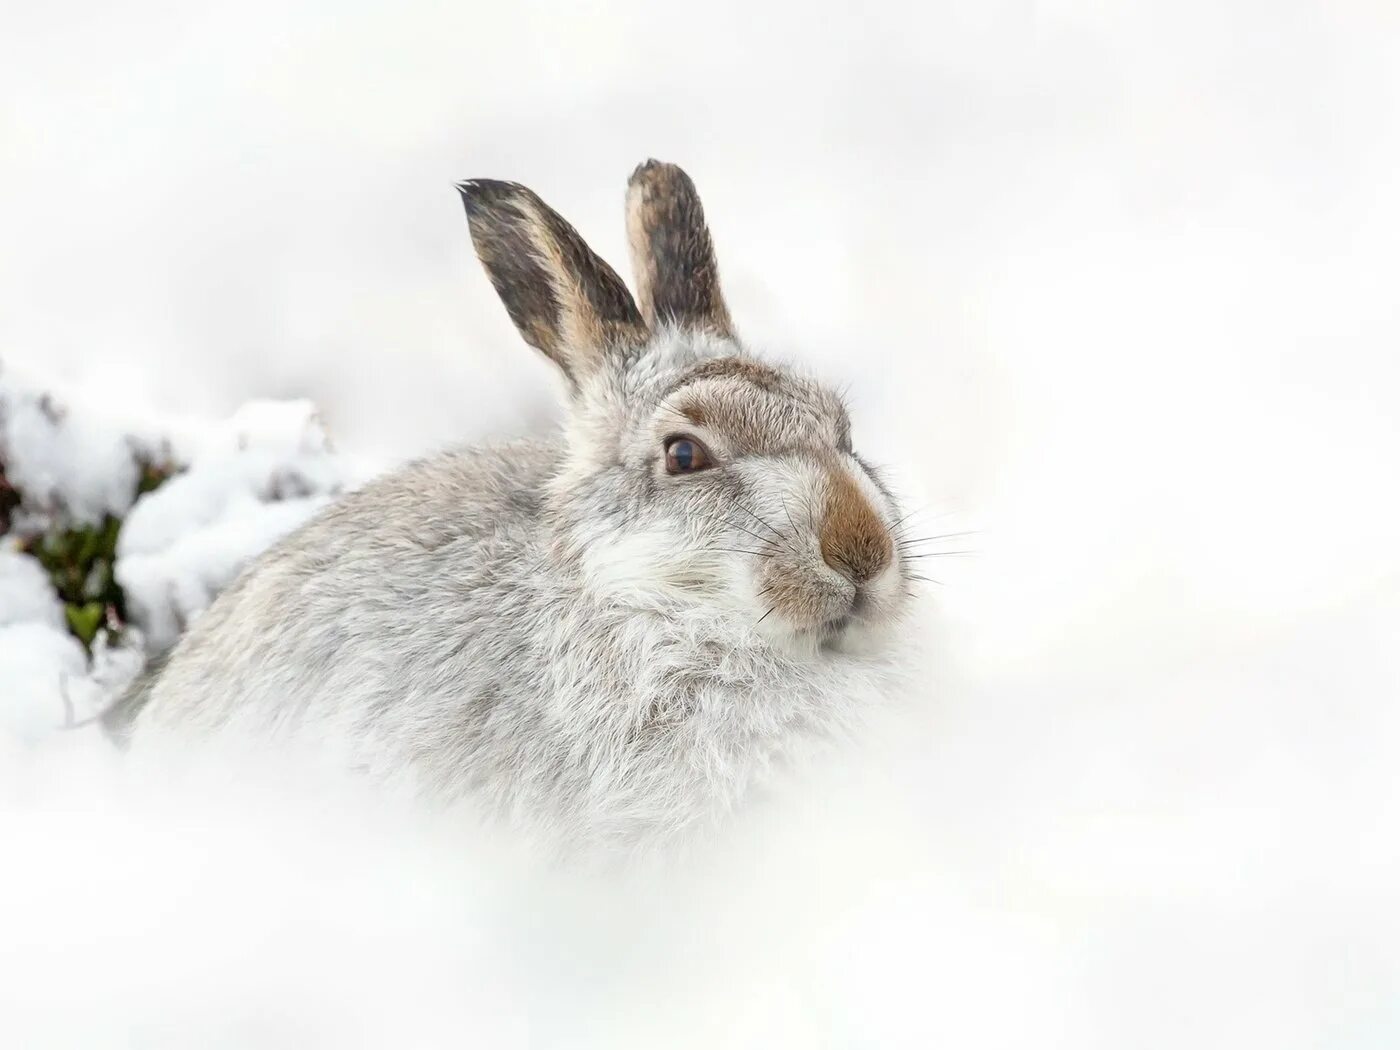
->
[457,179,649,386]
[625,160,735,340]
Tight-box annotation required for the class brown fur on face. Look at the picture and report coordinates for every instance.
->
[820,467,893,584]
[625,160,735,340]
[664,357,850,459]
[760,560,843,630]
[672,356,785,393]
[458,179,648,386]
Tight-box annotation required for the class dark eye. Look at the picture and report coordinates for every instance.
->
[664,435,712,474]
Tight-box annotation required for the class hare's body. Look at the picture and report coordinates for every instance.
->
[131,162,915,847]
[137,434,894,844]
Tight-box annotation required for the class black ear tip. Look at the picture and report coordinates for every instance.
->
[455,178,529,217]
[630,157,669,183]
[456,179,485,217]
[628,159,696,194]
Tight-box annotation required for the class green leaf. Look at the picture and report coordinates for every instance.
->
[64,602,104,647]
[22,465,173,649]
[75,525,101,566]
[100,515,122,557]
[39,531,64,564]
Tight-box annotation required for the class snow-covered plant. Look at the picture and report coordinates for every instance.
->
[0,362,366,743]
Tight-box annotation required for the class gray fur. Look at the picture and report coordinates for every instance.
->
[132,164,914,850]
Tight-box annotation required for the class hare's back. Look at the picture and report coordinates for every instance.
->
[313,438,556,552]
[132,438,559,733]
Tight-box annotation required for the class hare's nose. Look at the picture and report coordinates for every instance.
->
[819,470,892,584]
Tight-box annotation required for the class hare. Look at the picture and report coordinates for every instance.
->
[126,161,916,849]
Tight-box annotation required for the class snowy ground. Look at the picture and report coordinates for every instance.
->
[3,1,1400,1047]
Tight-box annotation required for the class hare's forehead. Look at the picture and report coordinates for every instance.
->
[644,357,848,451]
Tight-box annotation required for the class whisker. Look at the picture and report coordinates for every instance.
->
[727,497,795,552]
[722,518,784,551]
[894,530,981,545]
[687,508,782,552]
[754,605,777,627]
[886,502,940,533]
[782,498,803,541]
[888,505,968,538]
[901,550,978,559]
[886,510,919,534]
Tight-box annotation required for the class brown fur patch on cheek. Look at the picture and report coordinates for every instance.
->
[758,561,832,629]
[820,469,893,583]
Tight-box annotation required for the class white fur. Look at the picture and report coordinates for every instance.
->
[129,207,915,854]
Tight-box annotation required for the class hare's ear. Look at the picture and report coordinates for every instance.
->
[625,160,735,340]
[457,179,649,386]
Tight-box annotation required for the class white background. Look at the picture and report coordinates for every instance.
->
[3,1,1399,1046]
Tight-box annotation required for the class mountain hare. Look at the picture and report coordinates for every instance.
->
[127,161,916,848]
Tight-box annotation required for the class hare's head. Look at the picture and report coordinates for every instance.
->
[458,161,911,656]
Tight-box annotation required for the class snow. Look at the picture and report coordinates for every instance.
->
[0,548,94,741]
[0,369,369,740]
[0,365,146,532]
[2,0,1400,1047]
[116,399,357,652]
[0,547,65,630]
[0,622,90,743]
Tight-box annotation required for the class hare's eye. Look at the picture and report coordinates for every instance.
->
[664,436,712,474]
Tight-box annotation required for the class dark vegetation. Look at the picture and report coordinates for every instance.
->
[2,459,171,652]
